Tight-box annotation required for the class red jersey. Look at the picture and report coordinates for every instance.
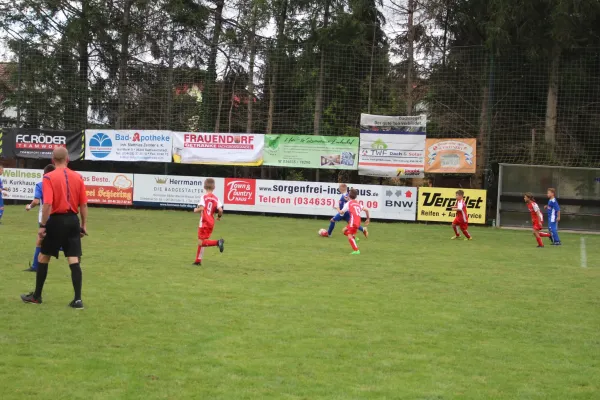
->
[42,167,87,214]
[528,201,543,225]
[198,193,222,228]
[455,199,468,223]
[341,199,363,228]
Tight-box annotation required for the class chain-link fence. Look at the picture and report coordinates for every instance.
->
[2,43,600,172]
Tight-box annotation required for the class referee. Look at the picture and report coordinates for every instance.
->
[21,147,89,309]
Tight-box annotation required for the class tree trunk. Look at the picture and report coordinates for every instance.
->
[545,44,560,145]
[265,0,288,179]
[476,84,489,188]
[78,0,89,129]
[441,0,449,67]
[206,0,225,132]
[228,75,237,133]
[406,0,415,115]
[246,4,258,134]
[313,0,330,182]
[367,22,376,113]
[267,0,288,136]
[314,0,330,137]
[116,0,133,129]
[215,80,225,133]
[166,25,175,130]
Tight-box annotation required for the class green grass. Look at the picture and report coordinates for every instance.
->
[1,205,599,400]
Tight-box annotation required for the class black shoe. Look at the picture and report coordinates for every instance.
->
[218,239,225,253]
[23,268,36,272]
[537,245,544,248]
[68,300,84,309]
[21,292,42,304]
[192,262,202,266]
[553,242,562,246]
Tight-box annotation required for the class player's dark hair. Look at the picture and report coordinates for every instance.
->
[548,187,556,195]
[524,192,534,201]
[348,188,358,199]
[204,178,215,190]
[456,190,464,197]
[43,164,55,174]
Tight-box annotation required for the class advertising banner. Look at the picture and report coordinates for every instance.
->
[263,135,359,169]
[380,186,418,221]
[85,130,172,162]
[417,187,487,224]
[172,132,264,166]
[79,171,134,206]
[358,114,426,178]
[0,168,43,200]
[133,174,224,209]
[425,139,476,174]
[1,128,84,160]
[223,178,417,221]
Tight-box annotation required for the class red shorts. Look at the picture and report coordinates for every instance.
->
[198,225,214,240]
[453,217,468,231]
[533,222,543,231]
[344,226,359,236]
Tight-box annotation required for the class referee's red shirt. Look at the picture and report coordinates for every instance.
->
[42,167,88,214]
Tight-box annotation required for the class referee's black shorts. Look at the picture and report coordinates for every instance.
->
[41,213,82,258]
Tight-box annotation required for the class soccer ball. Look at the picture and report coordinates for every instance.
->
[318,228,329,237]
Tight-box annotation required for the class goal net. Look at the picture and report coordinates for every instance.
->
[496,164,600,232]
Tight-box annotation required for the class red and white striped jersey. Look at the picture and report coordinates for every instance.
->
[528,201,543,225]
[455,199,468,223]
[198,193,222,227]
[341,200,363,228]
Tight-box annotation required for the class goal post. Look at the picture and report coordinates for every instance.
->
[496,164,600,232]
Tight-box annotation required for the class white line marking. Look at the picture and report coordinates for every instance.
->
[580,237,587,268]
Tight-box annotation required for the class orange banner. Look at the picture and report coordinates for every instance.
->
[80,172,134,205]
[425,139,476,174]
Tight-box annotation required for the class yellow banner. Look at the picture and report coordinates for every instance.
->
[417,187,487,224]
[425,138,476,173]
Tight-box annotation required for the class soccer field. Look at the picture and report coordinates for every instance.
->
[1,205,599,400]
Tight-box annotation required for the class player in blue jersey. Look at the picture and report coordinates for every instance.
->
[24,164,56,271]
[0,164,9,224]
[325,183,368,238]
[544,187,561,246]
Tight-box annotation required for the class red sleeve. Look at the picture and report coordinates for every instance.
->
[42,176,53,205]
[79,177,88,204]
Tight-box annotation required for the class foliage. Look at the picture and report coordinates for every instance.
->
[2,0,600,171]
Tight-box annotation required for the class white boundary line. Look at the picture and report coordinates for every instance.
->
[581,237,588,268]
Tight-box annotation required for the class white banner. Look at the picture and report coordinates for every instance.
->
[79,171,134,206]
[133,174,224,209]
[359,114,427,178]
[85,130,172,162]
[380,186,418,221]
[221,178,417,221]
[172,132,264,166]
[1,168,43,200]
[2,167,417,221]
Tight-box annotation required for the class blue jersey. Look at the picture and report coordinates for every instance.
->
[34,182,44,222]
[338,192,349,210]
[547,198,560,223]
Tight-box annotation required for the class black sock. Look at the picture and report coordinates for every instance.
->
[69,263,83,301]
[34,263,49,299]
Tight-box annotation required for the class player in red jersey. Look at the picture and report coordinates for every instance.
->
[192,178,225,265]
[340,189,370,255]
[524,192,552,248]
[450,189,472,240]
